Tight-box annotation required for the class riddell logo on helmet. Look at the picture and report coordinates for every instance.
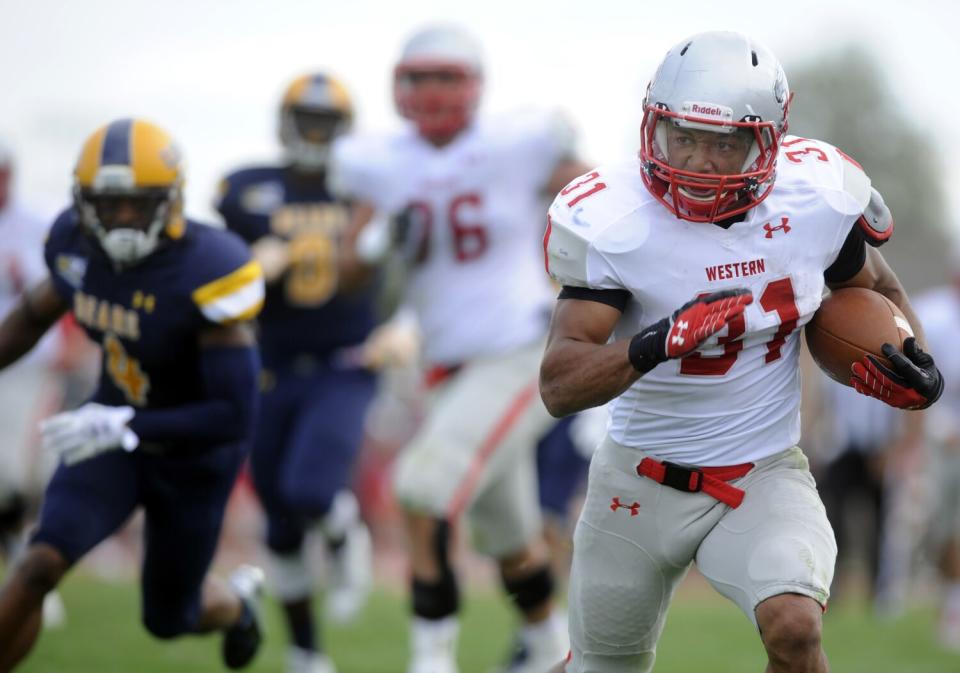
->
[691,104,723,116]
[683,102,732,121]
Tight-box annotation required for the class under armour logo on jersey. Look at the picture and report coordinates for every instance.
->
[671,320,688,346]
[763,217,791,238]
[610,497,640,516]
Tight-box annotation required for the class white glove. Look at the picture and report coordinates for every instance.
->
[40,403,139,466]
[355,211,393,264]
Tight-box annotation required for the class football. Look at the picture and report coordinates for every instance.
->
[804,287,914,386]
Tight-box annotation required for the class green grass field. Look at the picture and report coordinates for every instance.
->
[14,572,959,673]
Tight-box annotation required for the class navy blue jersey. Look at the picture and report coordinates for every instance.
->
[216,165,377,367]
[45,209,264,411]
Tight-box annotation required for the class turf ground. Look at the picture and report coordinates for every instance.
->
[14,573,959,673]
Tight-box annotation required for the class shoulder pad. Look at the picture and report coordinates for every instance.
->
[839,150,872,210]
[544,163,642,289]
[494,108,577,158]
[328,134,392,203]
[190,228,265,324]
[857,187,894,247]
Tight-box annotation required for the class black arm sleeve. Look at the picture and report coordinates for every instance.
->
[558,285,631,312]
[824,226,867,284]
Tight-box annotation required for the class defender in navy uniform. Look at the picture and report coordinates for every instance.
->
[0,119,266,672]
[216,73,378,673]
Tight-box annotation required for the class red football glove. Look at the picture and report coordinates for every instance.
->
[850,337,943,410]
[628,289,753,373]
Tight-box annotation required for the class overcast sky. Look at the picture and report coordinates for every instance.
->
[2,0,958,231]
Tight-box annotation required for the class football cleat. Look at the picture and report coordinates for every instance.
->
[287,646,337,673]
[222,564,265,669]
[492,613,568,673]
[41,590,67,630]
[325,519,373,624]
[409,616,460,673]
[279,73,353,170]
[73,118,185,265]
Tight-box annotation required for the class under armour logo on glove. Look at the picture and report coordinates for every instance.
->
[665,289,753,359]
[671,321,688,346]
[850,337,943,410]
[628,288,753,373]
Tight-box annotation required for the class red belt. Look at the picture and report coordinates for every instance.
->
[424,364,463,389]
[636,457,753,508]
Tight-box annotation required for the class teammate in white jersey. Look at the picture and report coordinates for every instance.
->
[540,31,944,673]
[331,24,588,673]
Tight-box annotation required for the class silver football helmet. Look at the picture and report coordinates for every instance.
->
[639,31,791,222]
[393,25,484,143]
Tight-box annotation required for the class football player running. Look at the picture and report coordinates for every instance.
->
[216,73,378,673]
[540,32,943,673]
[331,24,589,673]
[0,119,266,672]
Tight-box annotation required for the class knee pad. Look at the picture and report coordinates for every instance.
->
[412,520,459,620]
[501,565,554,612]
[412,574,459,620]
[267,548,314,603]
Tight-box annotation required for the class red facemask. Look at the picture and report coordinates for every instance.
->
[639,100,790,223]
[394,63,481,144]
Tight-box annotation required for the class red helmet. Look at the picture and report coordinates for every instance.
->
[393,26,483,144]
[639,32,791,223]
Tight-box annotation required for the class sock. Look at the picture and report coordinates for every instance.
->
[283,598,317,651]
[411,615,459,660]
[522,611,567,657]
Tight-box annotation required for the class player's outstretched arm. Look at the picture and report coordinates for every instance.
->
[540,289,753,417]
[0,278,69,370]
[42,322,262,466]
[126,322,261,444]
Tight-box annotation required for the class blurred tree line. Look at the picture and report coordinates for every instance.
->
[788,46,951,292]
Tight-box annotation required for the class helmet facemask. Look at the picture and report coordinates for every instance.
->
[75,165,182,266]
[394,63,481,144]
[280,105,352,170]
[640,103,787,223]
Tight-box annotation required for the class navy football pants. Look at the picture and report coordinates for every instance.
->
[536,415,589,517]
[32,442,243,638]
[249,366,376,553]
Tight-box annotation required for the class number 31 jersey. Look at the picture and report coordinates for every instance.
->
[331,110,573,366]
[546,137,874,465]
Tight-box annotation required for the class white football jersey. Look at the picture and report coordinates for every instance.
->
[331,110,573,366]
[546,136,872,465]
[0,202,58,364]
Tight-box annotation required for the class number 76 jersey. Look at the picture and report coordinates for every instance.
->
[545,137,874,466]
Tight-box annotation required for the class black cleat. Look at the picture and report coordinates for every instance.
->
[222,565,265,669]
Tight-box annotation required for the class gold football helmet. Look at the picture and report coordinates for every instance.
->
[73,118,185,264]
[279,73,353,170]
